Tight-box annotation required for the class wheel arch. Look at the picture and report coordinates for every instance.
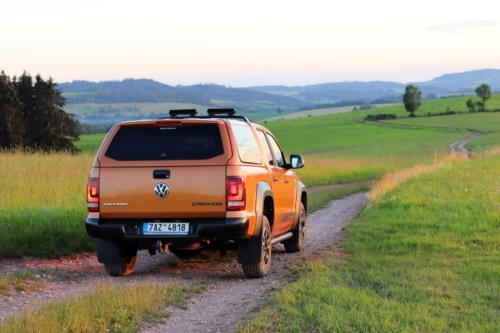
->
[290,181,307,231]
[253,181,274,237]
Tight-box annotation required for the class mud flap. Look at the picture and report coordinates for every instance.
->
[238,236,262,263]
[97,239,121,263]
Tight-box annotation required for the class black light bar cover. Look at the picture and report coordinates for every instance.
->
[169,109,198,117]
[207,108,236,117]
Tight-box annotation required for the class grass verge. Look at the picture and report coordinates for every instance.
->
[0,281,205,333]
[0,151,95,258]
[239,150,500,332]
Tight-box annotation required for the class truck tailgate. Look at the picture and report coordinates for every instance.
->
[99,166,226,219]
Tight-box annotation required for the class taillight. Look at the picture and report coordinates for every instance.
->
[87,178,99,212]
[155,120,182,126]
[226,177,245,211]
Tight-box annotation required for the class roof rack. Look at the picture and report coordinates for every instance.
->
[207,108,236,117]
[159,108,249,122]
[169,109,198,118]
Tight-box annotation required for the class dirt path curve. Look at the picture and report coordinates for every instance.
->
[449,131,484,156]
[0,193,367,331]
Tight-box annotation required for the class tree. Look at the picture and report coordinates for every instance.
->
[475,83,492,110]
[0,71,26,147]
[402,84,422,117]
[476,101,485,112]
[0,71,80,152]
[465,98,476,112]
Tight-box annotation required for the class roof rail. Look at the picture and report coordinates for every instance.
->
[169,109,198,118]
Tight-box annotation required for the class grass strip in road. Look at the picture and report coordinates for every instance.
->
[307,181,371,214]
[239,152,500,332]
[0,270,44,295]
[0,281,204,333]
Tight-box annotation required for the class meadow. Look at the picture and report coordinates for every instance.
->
[264,103,399,121]
[2,95,500,332]
[241,150,500,332]
[2,95,488,258]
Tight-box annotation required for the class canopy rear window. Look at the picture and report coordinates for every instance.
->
[105,125,224,161]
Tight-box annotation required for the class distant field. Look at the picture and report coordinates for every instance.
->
[65,102,211,116]
[264,103,400,121]
[378,93,500,116]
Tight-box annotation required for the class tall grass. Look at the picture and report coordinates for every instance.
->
[0,281,203,333]
[240,148,500,332]
[0,150,95,257]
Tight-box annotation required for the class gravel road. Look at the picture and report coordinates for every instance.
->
[449,130,484,156]
[0,192,367,332]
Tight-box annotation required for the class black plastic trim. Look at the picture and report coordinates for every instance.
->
[86,217,249,242]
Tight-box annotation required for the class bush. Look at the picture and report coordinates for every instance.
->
[364,114,397,121]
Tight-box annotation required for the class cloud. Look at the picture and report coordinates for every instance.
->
[426,20,497,32]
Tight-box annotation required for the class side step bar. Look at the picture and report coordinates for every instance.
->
[271,232,293,245]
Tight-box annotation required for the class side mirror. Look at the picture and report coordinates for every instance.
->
[289,155,304,169]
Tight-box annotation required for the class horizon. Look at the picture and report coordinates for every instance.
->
[3,0,500,87]
[53,67,498,88]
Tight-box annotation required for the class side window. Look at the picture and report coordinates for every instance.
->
[257,131,274,165]
[232,124,262,164]
[266,133,286,167]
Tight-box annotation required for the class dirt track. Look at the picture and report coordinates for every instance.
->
[449,130,484,156]
[0,193,367,332]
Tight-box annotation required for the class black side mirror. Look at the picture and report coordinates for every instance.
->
[289,154,304,169]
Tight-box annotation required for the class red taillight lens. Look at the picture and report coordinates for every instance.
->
[226,177,245,211]
[87,178,99,212]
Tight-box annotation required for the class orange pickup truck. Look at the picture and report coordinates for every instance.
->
[85,109,307,278]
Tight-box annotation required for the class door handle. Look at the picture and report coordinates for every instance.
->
[272,178,278,182]
[284,179,289,184]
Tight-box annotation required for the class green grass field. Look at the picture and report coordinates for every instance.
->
[65,102,211,116]
[1,94,499,259]
[264,103,399,121]
[3,94,500,331]
[241,152,500,332]
[377,93,500,117]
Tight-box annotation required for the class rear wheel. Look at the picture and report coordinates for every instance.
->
[242,216,272,278]
[284,202,306,253]
[104,245,137,277]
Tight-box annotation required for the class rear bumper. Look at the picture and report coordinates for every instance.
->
[85,217,249,242]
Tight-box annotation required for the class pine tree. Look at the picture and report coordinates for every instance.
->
[15,72,79,152]
[0,72,26,148]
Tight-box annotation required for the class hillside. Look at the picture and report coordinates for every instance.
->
[243,69,500,103]
[59,79,306,112]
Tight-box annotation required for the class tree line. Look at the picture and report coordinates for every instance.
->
[402,83,494,117]
[0,71,80,152]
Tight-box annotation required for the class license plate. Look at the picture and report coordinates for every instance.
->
[143,222,189,235]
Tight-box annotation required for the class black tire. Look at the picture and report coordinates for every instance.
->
[104,246,137,277]
[284,202,306,253]
[242,216,272,278]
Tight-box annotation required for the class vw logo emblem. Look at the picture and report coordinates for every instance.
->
[154,183,169,199]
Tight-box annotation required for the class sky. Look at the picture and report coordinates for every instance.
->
[2,0,500,87]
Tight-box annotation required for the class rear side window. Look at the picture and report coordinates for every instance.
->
[232,124,262,164]
[105,125,224,161]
